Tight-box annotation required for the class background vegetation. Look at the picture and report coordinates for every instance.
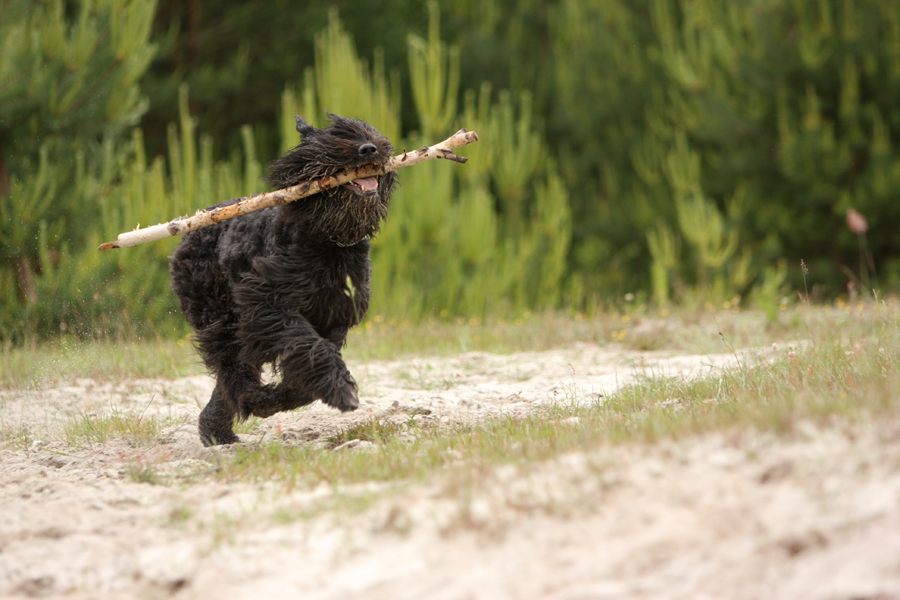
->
[2,0,900,340]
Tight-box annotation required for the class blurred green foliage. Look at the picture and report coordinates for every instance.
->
[538,0,900,299]
[3,0,900,340]
[248,8,571,322]
[0,80,262,340]
[0,0,158,338]
[141,0,900,300]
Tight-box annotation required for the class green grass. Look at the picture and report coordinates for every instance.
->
[234,416,264,434]
[207,300,899,490]
[0,301,869,389]
[0,335,201,390]
[63,407,168,447]
[325,418,412,447]
[4,301,899,505]
[125,461,166,485]
[166,505,196,527]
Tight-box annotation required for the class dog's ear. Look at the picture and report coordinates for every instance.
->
[294,116,316,137]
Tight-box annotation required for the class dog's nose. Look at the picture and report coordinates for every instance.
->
[358,143,377,157]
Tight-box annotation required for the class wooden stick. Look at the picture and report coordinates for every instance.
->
[99,128,479,250]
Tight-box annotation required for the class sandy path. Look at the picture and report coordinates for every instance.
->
[1,342,898,599]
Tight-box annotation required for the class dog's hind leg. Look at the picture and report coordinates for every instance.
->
[198,357,277,444]
[193,318,271,444]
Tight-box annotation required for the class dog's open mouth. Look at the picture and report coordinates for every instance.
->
[344,176,379,195]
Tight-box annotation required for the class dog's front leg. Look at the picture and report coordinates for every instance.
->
[237,314,358,415]
[277,323,359,413]
[198,383,241,446]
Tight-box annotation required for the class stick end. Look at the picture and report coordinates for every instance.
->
[98,241,120,251]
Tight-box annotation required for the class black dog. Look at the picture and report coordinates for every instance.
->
[170,114,396,445]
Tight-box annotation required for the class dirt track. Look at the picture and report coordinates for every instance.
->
[1,343,899,599]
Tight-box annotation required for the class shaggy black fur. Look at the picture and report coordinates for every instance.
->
[170,114,396,445]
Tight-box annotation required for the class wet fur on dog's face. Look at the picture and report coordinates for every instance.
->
[265,113,397,246]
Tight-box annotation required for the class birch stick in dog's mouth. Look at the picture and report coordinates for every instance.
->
[98,128,479,251]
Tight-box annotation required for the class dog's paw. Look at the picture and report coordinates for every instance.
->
[323,378,359,412]
[200,430,240,447]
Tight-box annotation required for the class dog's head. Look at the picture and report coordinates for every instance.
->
[265,113,397,246]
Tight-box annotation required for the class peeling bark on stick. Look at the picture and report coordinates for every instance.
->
[99,129,479,251]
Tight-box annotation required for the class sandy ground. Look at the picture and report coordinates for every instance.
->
[1,342,898,600]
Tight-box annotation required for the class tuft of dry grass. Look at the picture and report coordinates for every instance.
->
[63,408,168,447]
